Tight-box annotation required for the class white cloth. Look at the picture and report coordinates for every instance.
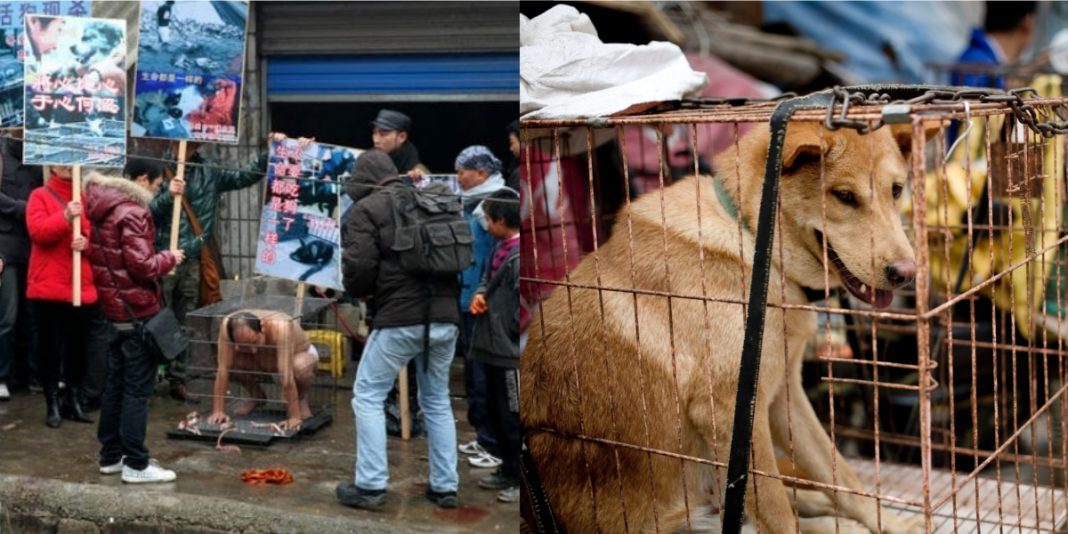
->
[520,5,708,120]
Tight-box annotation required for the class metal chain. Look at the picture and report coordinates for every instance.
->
[669,85,1068,139]
[823,85,1068,139]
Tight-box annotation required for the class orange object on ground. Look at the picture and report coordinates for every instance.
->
[240,468,294,485]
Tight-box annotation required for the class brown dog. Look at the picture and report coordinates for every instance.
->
[522,121,934,533]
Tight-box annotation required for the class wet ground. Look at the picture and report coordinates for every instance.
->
[0,364,518,533]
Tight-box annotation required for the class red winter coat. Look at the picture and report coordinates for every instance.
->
[25,175,97,305]
[84,175,178,322]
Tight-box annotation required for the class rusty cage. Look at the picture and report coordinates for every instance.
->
[520,82,1068,533]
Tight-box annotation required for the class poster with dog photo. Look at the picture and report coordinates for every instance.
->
[131,0,248,144]
[0,2,91,127]
[23,14,125,167]
[253,139,363,290]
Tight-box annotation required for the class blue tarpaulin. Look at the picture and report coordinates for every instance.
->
[763,2,976,84]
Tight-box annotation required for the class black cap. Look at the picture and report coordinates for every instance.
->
[371,109,411,132]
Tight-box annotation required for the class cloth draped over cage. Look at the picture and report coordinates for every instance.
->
[908,74,1066,341]
[519,4,708,120]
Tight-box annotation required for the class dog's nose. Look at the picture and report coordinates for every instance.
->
[885,260,917,287]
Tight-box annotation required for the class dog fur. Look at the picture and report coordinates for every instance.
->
[521,122,936,533]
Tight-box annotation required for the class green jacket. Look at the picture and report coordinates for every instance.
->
[150,151,268,256]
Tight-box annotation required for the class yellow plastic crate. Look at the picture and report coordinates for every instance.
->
[307,329,345,378]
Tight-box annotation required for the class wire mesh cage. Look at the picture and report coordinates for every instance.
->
[520,81,1068,533]
[169,294,343,445]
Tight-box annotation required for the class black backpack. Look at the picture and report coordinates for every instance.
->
[388,182,473,276]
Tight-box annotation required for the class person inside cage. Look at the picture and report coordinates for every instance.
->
[206,309,320,432]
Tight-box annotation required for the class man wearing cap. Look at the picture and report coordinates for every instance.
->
[371,109,430,181]
[338,151,461,510]
[453,145,511,469]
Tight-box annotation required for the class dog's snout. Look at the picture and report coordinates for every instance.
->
[885,260,916,287]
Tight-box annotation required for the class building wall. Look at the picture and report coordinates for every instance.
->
[215,3,265,281]
[99,1,519,281]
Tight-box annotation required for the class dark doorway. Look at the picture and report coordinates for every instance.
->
[269,101,518,173]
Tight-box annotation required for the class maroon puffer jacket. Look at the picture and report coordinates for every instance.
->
[85,175,178,322]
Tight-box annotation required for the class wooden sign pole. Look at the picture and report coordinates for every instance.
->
[293,282,305,317]
[399,368,411,441]
[169,140,188,273]
[72,166,81,307]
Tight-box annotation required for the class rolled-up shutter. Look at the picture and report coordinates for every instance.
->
[259,1,517,55]
[259,1,518,102]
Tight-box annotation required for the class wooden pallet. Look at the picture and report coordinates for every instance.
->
[167,407,333,446]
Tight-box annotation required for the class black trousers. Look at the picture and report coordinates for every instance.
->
[461,312,497,454]
[33,300,98,393]
[81,305,111,403]
[0,264,36,385]
[97,326,157,470]
[485,363,521,481]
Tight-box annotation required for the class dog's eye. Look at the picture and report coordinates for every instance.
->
[831,190,858,207]
[892,184,903,199]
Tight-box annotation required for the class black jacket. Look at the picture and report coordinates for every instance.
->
[470,240,519,368]
[390,142,422,174]
[0,139,43,265]
[150,151,267,256]
[342,177,460,329]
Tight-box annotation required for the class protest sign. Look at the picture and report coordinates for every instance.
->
[255,139,363,289]
[132,0,248,143]
[422,174,460,195]
[23,14,125,167]
[0,1,90,127]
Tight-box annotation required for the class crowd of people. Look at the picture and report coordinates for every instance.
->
[0,109,522,506]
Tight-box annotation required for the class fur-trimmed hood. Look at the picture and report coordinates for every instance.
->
[85,173,154,223]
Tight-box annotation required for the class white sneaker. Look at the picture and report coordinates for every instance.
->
[458,440,487,456]
[497,486,520,503]
[468,451,503,469]
[121,463,176,484]
[101,457,159,475]
[0,383,9,400]
[99,460,123,475]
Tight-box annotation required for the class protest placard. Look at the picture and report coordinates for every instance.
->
[255,139,363,289]
[23,14,125,167]
[0,1,91,127]
[132,0,248,143]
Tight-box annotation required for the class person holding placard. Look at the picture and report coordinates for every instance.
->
[150,142,271,401]
[25,165,98,428]
[371,109,429,182]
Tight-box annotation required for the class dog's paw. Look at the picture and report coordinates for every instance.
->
[799,516,869,534]
[877,512,925,534]
[790,488,837,518]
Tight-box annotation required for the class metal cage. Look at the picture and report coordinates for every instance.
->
[520,82,1068,533]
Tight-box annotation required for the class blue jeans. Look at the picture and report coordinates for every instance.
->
[352,323,459,493]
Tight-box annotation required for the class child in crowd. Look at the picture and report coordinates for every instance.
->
[468,188,521,502]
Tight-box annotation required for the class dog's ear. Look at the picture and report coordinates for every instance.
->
[888,121,947,159]
[782,123,831,172]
